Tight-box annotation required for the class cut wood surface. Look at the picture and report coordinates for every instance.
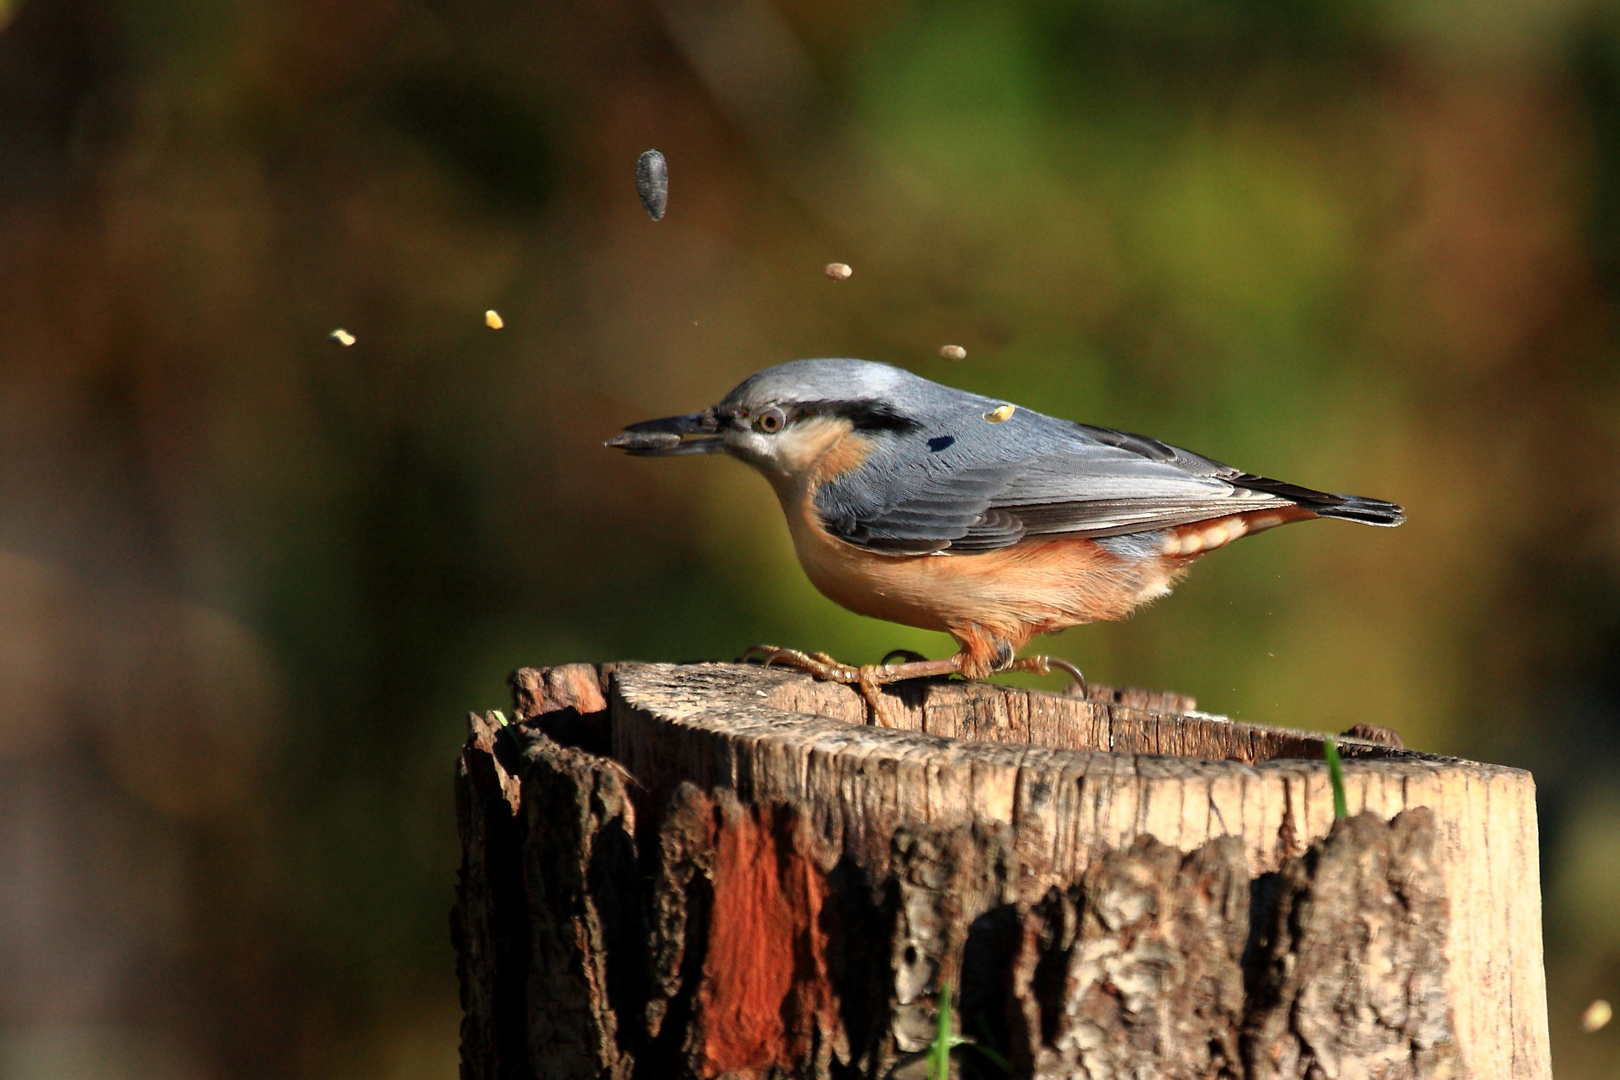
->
[454,662,1549,1080]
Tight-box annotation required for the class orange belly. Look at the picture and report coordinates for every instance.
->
[779,490,1184,655]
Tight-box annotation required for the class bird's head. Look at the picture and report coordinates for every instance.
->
[605,359,933,485]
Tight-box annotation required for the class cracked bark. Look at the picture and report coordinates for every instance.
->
[453,662,1548,1080]
[1243,809,1460,1080]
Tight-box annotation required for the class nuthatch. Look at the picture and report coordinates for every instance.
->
[607,359,1403,704]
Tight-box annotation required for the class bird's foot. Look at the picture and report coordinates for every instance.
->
[741,646,1085,719]
[740,645,861,683]
[995,655,1089,699]
[742,645,961,724]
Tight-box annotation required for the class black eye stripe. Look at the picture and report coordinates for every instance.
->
[733,398,918,433]
[771,399,919,432]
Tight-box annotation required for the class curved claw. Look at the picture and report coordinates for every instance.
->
[740,644,786,665]
[880,648,930,666]
[1046,657,1089,699]
[1000,654,1089,699]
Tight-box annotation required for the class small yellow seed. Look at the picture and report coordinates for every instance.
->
[824,262,853,280]
[984,404,1015,423]
[485,310,504,330]
[939,344,967,361]
[328,328,356,347]
[1583,999,1612,1033]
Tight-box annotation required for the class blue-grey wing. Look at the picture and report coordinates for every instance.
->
[812,402,1302,554]
[814,454,1024,553]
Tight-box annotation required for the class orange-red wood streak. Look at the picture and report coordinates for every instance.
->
[697,802,838,1077]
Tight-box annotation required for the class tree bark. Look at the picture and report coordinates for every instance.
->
[453,662,1549,1080]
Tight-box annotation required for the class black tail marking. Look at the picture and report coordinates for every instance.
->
[1227,472,1405,527]
[1314,497,1406,526]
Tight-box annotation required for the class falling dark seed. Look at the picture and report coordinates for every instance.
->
[636,150,668,221]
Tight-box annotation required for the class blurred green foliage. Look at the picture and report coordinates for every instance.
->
[3,0,1620,1076]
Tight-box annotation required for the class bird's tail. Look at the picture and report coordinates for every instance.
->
[1228,473,1406,527]
[1312,495,1406,526]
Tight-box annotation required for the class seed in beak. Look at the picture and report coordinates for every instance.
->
[606,431,681,451]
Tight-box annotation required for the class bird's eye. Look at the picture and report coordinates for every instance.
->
[754,407,787,434]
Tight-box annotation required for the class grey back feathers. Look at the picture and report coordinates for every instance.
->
[724,359,1403,555]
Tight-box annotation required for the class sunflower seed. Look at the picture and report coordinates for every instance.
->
[636,150,668,221]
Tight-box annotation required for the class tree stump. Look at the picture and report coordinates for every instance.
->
[453,662,1550,1080]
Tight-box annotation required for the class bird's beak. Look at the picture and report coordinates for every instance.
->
[604,411,725,456]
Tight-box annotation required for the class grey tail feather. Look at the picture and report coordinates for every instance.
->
[1227,472,1406,527]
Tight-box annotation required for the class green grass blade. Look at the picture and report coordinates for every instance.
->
[1324,735,1348,819]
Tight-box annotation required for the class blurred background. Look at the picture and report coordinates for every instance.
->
[2,0,1618,1075]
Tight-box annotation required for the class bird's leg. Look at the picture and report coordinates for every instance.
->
[857,653,963,724]
[996,654,1089,698]
[860,655,964,682]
